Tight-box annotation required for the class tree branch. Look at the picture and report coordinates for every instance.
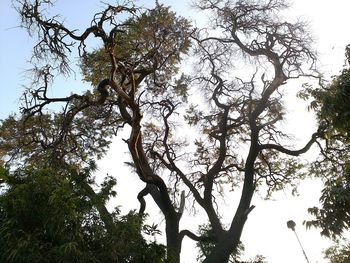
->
[260,131,321,156]
[179,229,211,242]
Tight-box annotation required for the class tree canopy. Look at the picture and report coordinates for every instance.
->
[0,0,337,262]
[301,44,350,238]
[0,166,166,262]
[298,44,350,263]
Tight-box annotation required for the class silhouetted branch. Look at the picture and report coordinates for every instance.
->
[260,131,321,156]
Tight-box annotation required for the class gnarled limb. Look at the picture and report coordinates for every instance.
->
[260,131,322,156]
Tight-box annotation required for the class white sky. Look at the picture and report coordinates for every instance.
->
[1,0,350,262]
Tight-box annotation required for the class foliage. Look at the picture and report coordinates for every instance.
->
[303,44,350,140]
[323,239,350,263]
[299,45,350,263]
[300,45,350,240]
[0,110,119,167]
[306,168,350,239]
[81,3,191,90]
[0,167,166,263]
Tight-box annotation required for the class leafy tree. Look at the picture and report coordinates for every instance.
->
[307,45,350,138]
[302,44,350,238]
[0,166,166,262]
[300,45,350,263]
[1,0,321,262]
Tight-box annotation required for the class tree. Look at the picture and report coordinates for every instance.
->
[1,0,321,262]
[303,45,350,237]
[0,165,166,262]
[300,45,350,262]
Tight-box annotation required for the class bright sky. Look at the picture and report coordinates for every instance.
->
[1,0,350,262]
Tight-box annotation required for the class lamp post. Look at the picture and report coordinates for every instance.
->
[287,220,310,263]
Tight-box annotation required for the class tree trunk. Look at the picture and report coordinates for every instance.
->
[204,133,258,263]
[165,215,181,263]
[202,211,249,263]
[148,185,182,263]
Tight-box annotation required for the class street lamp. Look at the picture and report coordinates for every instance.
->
[287,220,310,263]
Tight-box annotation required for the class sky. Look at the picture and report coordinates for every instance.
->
[1,0,350,262]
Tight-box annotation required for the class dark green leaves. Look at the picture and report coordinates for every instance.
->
[0,167,166,262]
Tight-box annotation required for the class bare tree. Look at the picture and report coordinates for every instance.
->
[186,1,321,261]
